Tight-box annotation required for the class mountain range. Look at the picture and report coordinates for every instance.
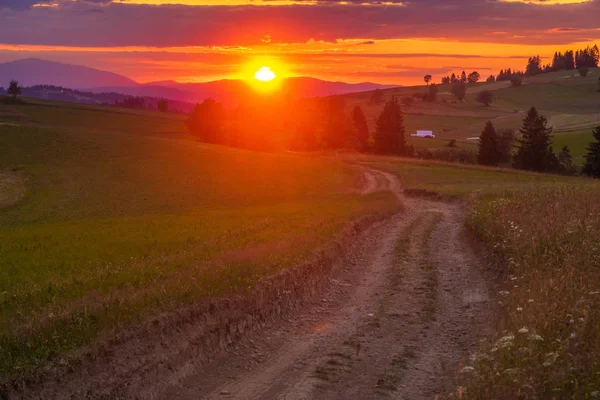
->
[0,58,397,105]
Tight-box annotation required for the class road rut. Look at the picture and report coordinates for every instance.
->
[163,170,495,400]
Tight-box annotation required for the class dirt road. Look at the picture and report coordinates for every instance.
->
[163,170,495,400]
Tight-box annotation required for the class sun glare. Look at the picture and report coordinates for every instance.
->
[254,66,276,82]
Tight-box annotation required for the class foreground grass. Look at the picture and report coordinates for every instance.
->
[0,105,399,380]
[462,188,600,398]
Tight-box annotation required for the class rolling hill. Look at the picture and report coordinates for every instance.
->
[0,58,396,105]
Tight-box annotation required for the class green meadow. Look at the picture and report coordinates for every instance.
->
[0,99,398,379]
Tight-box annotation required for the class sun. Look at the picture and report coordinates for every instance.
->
[254,66,276,82]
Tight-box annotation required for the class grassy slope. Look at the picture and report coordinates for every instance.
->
[342,68,600,163]
[0,100,399,379]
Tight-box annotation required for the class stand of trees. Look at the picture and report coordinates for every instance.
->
[477,107,575,175]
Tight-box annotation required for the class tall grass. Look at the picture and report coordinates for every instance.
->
[461,187,600,398]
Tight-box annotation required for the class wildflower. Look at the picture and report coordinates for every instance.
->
[518,327,529,334]
[528,299,534,303]
[516,307,523,312]
[570,333,577,339]
[529,334,544,341]
[497,334,515,348]
[499,291,510,296]
[543,353,559,367]
[579,317,585,323]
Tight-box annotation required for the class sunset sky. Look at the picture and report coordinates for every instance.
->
[1,0,599,85]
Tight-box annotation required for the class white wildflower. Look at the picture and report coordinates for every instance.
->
[528,299,535,303]
[518,327,529,334]
[529,334,544,342]
[499,291,510,296]
[570,333,577,339]
[579,317,585,323]
[517,307,523,312]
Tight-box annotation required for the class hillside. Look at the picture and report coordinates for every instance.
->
[342,68,600,164]
[0,58,137,89]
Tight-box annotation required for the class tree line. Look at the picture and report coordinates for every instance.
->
[187,95,411,156]
[477,107,600,177]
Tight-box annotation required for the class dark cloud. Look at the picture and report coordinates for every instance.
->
[0,0,598,47]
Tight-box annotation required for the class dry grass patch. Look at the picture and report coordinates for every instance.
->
[0,168,26,209]
[458,187,600,398]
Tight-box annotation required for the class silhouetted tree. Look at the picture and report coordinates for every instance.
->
[352,105,370,152]
[557,145,576,175]
[460,71,467,83]
[583,126,600,177]
[186,98,225,144]
[525,56,543,76]
[374,97,406,155]
[451,81,467,101]
[424,75,432,86]
[486,75,496,83]
[157,99,169,112]
[451,73,457,83]
[441,76,451,84]
[478,121,501,166]
[513,107,555,172]
[476,90,494,107]
[468,71,480,83]
[7,80,22,101]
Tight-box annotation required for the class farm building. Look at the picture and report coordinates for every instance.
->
[411,130,435,138]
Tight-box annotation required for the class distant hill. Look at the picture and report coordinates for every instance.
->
[0,58,397,105]
[0,59,137,89]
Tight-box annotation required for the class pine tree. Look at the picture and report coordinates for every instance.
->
[352,105,370,152]
[513,107,555,172]
[583,126,600,177]
[478,121,500,166]
[558,145,576,175]
[461,71,467,83]
[374,97,406,155]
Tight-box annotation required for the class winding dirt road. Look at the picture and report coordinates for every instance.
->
[162,170,495,400]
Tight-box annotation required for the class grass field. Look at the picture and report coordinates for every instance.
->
[0,100,399,380]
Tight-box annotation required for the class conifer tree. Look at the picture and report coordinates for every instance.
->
[374,97,406,155]
[513,107,555,172]
[583,126,600,177]
[478,121,500,166]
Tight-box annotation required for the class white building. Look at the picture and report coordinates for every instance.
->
[411,130,435,138]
